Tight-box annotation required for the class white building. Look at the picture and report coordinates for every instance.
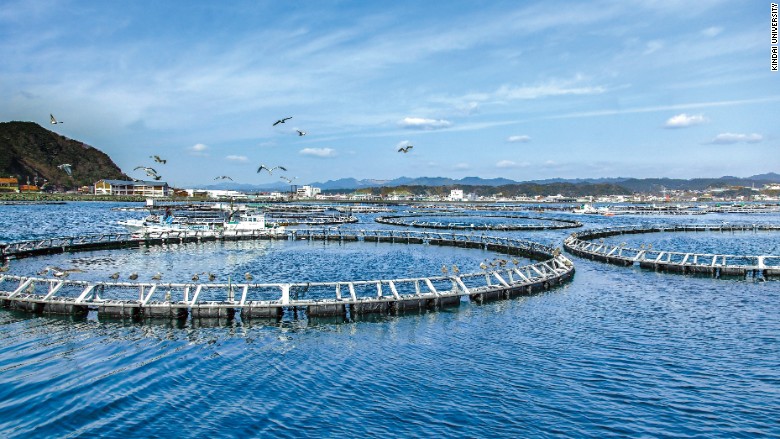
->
[296,185,321,198]
[449,189,464,201]
[183,189,244,198]
[94,179,169,197]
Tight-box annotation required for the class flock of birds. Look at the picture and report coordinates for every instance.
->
[27,113,428,284]
[47,114,414,184]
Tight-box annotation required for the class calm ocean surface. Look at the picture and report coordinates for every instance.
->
[1,202,779,437]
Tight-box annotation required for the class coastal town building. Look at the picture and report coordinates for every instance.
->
[0,177,18,192]
[94,179,169,197]
[296,185,321,198]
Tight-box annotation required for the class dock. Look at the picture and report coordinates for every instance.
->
[0,229,575,322]
[563,224,780,278]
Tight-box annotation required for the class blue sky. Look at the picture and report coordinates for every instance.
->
[1,0,777,187]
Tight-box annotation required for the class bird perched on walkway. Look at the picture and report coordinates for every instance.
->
[273,117,292,126]
[192,273,200,281]
[296,129,306,136]
[109,272,120,280]
[257,164,287,175]
[152,272,162,280]
[150,155,167,164]
[398,145,413,153]
[207,272,216,281]
[38,266,80,277]
[452,265,460,274]
[129,273,139,280]
[58,164,73,176]
[244,272,253,281]
[50,114,63,124]
[215,176,233,181]
[441,265,448,275]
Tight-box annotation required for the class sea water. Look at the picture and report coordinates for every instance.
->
[0,202,778,437]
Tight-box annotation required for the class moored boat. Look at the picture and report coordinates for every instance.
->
[119,208,285,236]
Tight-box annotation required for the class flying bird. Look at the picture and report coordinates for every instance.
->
[134,166,157,174]
[50,114,63,124]
[150,155,167,164]
[134,166,160,179]
[280,176,298,184]
[296,130,306,136]
[57,164,73,176]
[215,176,233,181]
[398,145,414,153]
[257,165,287,175]
[273,117,292,126]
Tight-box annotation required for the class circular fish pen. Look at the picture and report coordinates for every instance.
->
[564,224,780,279]
[375,213,582,231]
[0,229,574,323]
[265,212,358,226]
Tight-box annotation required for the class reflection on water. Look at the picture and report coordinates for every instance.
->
[0,202,779,437]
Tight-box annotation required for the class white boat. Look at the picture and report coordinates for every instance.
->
[119,209,285,236]
[572,204,599,214]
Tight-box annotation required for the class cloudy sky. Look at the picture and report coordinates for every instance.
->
[1,0,777,187]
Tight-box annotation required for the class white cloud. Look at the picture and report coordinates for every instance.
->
[708,132,763,144]
[664,113,707,128]
[300,147,337,158]
[188,143,209,156]
[453,163,471,170]
[398,117,452,130]
[455,101,480,115]
[496,160,518,168]
[492,78,606,101]
[643,40,664,55]
[225,155,248,162]
[506,135,531,143]
[701,26,723,37]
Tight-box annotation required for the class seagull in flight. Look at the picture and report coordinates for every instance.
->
[257,164,287,175]
[273,117,292,126]
[215,176,233,181]
[150,155,167,164]
[280,176,298,184]
[296,129,306,136]
[57,164,73,176]
[398,145,413,153]
[50,114,63,124]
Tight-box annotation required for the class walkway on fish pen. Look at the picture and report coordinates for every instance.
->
[564,224,780,279]
[0,229,574,322]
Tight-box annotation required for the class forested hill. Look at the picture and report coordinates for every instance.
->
[0,121,128,188]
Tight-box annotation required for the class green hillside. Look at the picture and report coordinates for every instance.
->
[0,121,129,189]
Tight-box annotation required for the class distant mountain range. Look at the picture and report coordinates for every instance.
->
[199,173,780,194]
[2,121,778,194]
